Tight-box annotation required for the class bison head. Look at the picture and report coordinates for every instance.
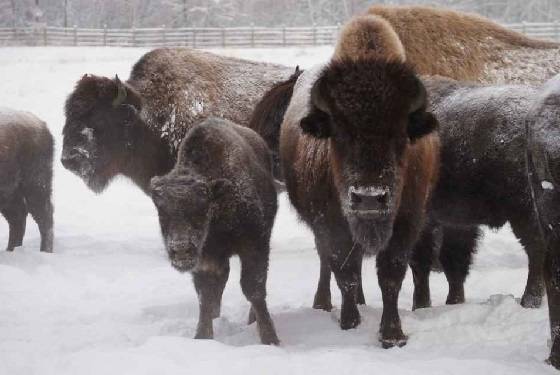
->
[300,60,437,252]
[61,74,143,193]
[150,174,229,272]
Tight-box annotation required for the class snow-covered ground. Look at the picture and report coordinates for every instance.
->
[0,47,555,374]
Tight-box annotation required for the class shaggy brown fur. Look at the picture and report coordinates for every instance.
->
[62,48,292,194]
[150,117,279,345]
[368,5,560,84]
[280,16,439,348]
[0,109,54,253]
[333,15,405,63]
[248,66,302,180]
[129,48,293,151]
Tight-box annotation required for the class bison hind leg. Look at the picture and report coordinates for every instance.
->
[24,184,53,253]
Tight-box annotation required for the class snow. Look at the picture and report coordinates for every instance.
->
[0,46,555,374]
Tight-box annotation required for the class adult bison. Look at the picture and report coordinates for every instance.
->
[526,75,560,368]
[407,76,550,312]
[61,48,291,194]
[280,15,439,347]
[0,109,54,253]
[368,4,560,85]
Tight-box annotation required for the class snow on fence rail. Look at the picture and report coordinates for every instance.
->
[0,22,559,48]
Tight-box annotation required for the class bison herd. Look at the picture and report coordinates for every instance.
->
[3,3,560,370]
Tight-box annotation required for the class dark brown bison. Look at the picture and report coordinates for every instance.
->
[397,73,560,368]
[61,48,291,195]
[279,15,439,348]
[525,74,560,368]
[407,76,547,312]
[150,117,279,345]
[367,4,560,85]
[0,109,54,253]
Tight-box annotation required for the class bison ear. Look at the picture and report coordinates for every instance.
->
[300,109,332,138]
[112,75,143,111]
[300,77,332,138]
[407,78,437,143]
[113,75,128,107]
[408,111,438,143]
[210,179,232,200]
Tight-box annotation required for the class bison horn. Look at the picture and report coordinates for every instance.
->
[410,78,427,113]
[112,74,128,107]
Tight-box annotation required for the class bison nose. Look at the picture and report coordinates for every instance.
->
[349,186,390,212]
[61,148,85,171]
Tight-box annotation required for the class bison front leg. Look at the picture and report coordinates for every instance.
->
[544,250,560,369]
[330,232,363,330]
[377,215,421,348]
[1,192,27,252]
[312,232,333,311]
[239,245,279,345]
[192,263,229,340]
[510,219,545,308]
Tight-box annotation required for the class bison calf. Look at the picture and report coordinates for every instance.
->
[150,117,279,345]
[0,109,54,253]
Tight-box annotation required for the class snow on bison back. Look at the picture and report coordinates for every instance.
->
[0,108,54,253]
[61,47,292,195]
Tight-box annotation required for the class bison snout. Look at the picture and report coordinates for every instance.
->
[61,148,88,171]
[167,240,198,271]
[348,186,391,213]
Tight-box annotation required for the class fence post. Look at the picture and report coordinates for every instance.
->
[73,25,78,46]
[251,23,255,48]
[555,21,559,41]
[221,27,226,48]
[43,27,47,46]
[192,28,196,48]
[313,23,317,45]
[162,25,166,46]
[132,27,136,46]
[522,21,526,35]
[103,24,107,46]
[282,25,286,46]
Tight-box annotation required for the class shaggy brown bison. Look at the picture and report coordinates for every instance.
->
[526,75,560,368]
[150,117,279,345]
[0,109,54,253]
[279,15,439,347]
[61,48,291,195]
[368,5,560,85]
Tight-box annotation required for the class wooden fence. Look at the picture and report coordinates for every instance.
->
[0,25,340,48]
[0,22,559,48]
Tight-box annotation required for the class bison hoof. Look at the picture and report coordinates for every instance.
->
[194,325,213,340]
[6,246,15,252]
[340,312,361,330]
[356,289,366,306]
[520,293,543,309]
[445,294,465,305]
[379,332,408,349]
[313,295,333,312]
[260,331,280,346]
[412,299,431,311]
[247,308,256,325]
[547,354,560,369]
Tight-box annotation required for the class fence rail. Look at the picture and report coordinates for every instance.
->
[0,22,559,48]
